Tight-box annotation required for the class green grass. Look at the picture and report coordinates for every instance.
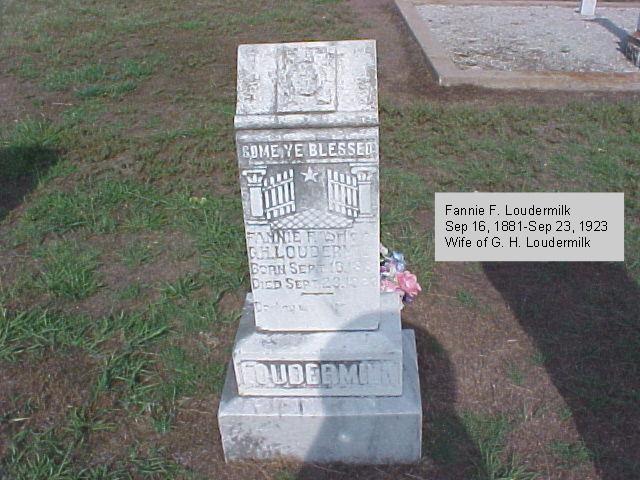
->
[558,406,573,422]
[425,413,474,467]
[43,55,163,96]
[17,180,135,241]
[506,362,525,386]
[548,440,593,469]
[119,241,155,268]
[0,119,61,181]
[149,345,225,432]
[462,412,538,480]
[161,274,202,300]
[34,240,102,300]
[169,295,237,333]
[13,180,247,290]
[1,0,639,477]
[177,195,246,290]
[123,204,167,231]
[426,410,542,478]
[0,309,91,361]
[120,55,165,79]
[12,56,40,79]
[117,282,143,301]
[91,310,170,406]
[177,20,206,30]
[44,64,110,91]
[381,101,640,283]
[76,81,137,99]
[274,471,297,480]
[456,289,478,309]
[14,179,175,243]
[530,351,547,367]
[2,425,182,480]
[381,167,435,290]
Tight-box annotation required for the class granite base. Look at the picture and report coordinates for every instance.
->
[218,330,422,464]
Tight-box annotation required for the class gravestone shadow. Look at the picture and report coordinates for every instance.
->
[0,144,60,221]
[589,18,632,55]
[293,321,482,479]
[483,262,640,479]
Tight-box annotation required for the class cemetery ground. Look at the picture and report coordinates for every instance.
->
[0,0,638,478]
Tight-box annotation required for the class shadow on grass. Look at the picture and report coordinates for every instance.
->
[413,326,484,478]
[484,262,640,479]
[0,145,60,221]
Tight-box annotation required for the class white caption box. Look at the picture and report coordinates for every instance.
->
[435,193,624,262]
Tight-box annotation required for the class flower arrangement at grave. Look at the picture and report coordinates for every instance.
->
[379,244,422,304]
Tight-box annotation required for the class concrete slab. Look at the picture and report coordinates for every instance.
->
[218,330,422,464]
[395,0,640,90]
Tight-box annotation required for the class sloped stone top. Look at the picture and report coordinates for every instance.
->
[235,40,378,130]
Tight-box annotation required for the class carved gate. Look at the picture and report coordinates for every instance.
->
[327,169,359,218]
[263,169,296,220]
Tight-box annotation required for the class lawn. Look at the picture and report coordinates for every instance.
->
[0,0,638,479]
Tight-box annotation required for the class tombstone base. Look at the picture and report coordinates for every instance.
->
[218,330,422,464]
[232,292,404,396]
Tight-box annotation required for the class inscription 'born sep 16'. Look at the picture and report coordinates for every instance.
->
[247,228,377,292]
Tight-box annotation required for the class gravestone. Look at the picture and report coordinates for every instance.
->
[579,0,596,16]
[218,40,422,464]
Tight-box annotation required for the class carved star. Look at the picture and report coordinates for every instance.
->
[300,166,319,182]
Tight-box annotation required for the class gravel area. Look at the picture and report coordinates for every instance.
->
[417,5,640,72]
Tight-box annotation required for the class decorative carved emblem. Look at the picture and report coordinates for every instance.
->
[242,163,376,230]
[300,166,319,183]
[276,46,337,113]
[291,62,321,97]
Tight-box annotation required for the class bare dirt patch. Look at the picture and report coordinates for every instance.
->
[71,230,200,319]
[0,351,96,457]
[0,76,38,124]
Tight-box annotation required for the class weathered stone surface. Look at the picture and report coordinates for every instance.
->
[235,40,378,130]
[236,40,380,332]
[232,292,403,396]
[218,330,422,464]
[580,0,596,16]
[218,39,422,465]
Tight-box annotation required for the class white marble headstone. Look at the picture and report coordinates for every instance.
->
[219,40,422,462]
[579,0,596,16]
[236,40,381,332]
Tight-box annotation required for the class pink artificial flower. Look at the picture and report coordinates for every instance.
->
[380,279,402,293]
[396,270,422,297]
